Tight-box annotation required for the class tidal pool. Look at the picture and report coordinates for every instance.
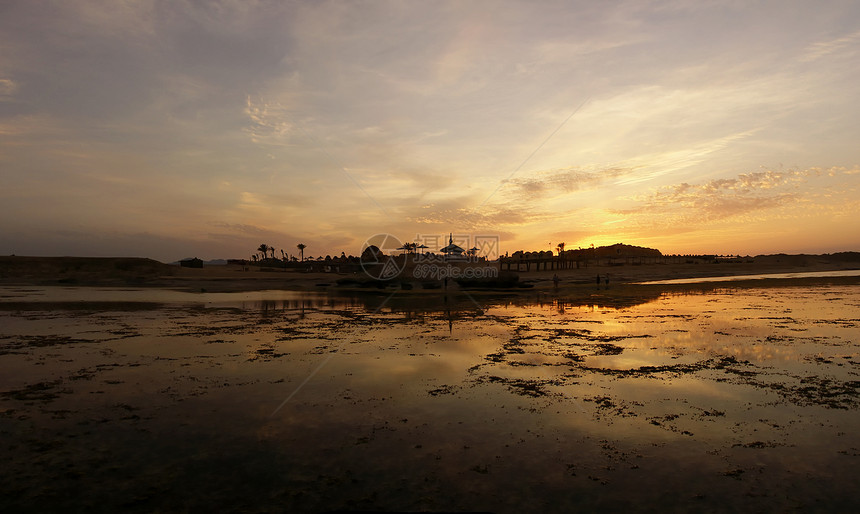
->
[1,285,858,512]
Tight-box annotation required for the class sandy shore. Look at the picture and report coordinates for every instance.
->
[1,254,859,293]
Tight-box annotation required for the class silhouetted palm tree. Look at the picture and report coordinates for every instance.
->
[296,243,306,262]
[269,247,276,259]
[257,244,269,261]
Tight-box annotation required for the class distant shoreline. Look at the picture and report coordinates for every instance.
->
[2,253,859,293]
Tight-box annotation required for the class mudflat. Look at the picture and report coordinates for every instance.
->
[1,283,859,512]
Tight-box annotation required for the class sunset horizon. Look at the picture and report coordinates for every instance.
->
[4,234,860,265]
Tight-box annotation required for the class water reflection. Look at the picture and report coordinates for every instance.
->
[245,289,666,318]
[0,285,668,315]
[638,268,860,284]
[243,291,667,337]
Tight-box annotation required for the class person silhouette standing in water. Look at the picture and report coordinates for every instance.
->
[596,274,601,287]
[553,273,560,289]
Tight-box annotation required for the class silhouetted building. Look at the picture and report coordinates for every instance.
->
[180,257,203,268]
[440,233,465,259]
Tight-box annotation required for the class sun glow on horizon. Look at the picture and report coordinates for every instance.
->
[1,2,859,261]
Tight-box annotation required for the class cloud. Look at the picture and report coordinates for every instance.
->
[612,131,760,185]
[57,1,158,40]
[493,128,757,205]
[244,96,296,146]
[0,114,57,140]
[801,29,860,62]
[501,166,634,201]
[612,167,857,228]
[209,222,278,237]
[407,203,553,230]
[0,78,18,97]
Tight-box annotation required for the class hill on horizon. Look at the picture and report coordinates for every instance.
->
[0,256,175,285]
[567,243,662,259]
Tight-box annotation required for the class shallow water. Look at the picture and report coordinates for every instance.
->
[1,285,858,512]
[638,268,860,284]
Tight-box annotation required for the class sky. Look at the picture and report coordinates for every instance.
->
[2,0,859,262]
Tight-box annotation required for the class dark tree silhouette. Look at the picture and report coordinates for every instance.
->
[296,243,306,262]
[257,244,269,261]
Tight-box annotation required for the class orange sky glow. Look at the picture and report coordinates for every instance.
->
[1,1,859,262]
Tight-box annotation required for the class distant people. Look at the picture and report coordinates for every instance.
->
[604,275,610,287]
[596,274,601,286]
[552,274,560,289]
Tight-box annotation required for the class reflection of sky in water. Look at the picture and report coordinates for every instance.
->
[638,268,860,284]
[0,286,332,308]
[1,285,859,511]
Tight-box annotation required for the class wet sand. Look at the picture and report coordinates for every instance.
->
[1,284,859,512]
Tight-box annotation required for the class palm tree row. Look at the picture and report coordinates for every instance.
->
[254,243,308,263]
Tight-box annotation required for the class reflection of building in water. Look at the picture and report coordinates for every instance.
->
[238,290,663,330]
[248,297,370,318]
[551,292,662,313]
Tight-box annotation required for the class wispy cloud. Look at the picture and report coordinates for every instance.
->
[408,205,552,229]
[613,167,856,226]
[502,166,634,201]
[244,96,295,146]
[801,29,860,62]
[0,114,56,139]
[495,128,757,205]
[406,191,554,229]
[612,130,760,186]
[0,78,18,97]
